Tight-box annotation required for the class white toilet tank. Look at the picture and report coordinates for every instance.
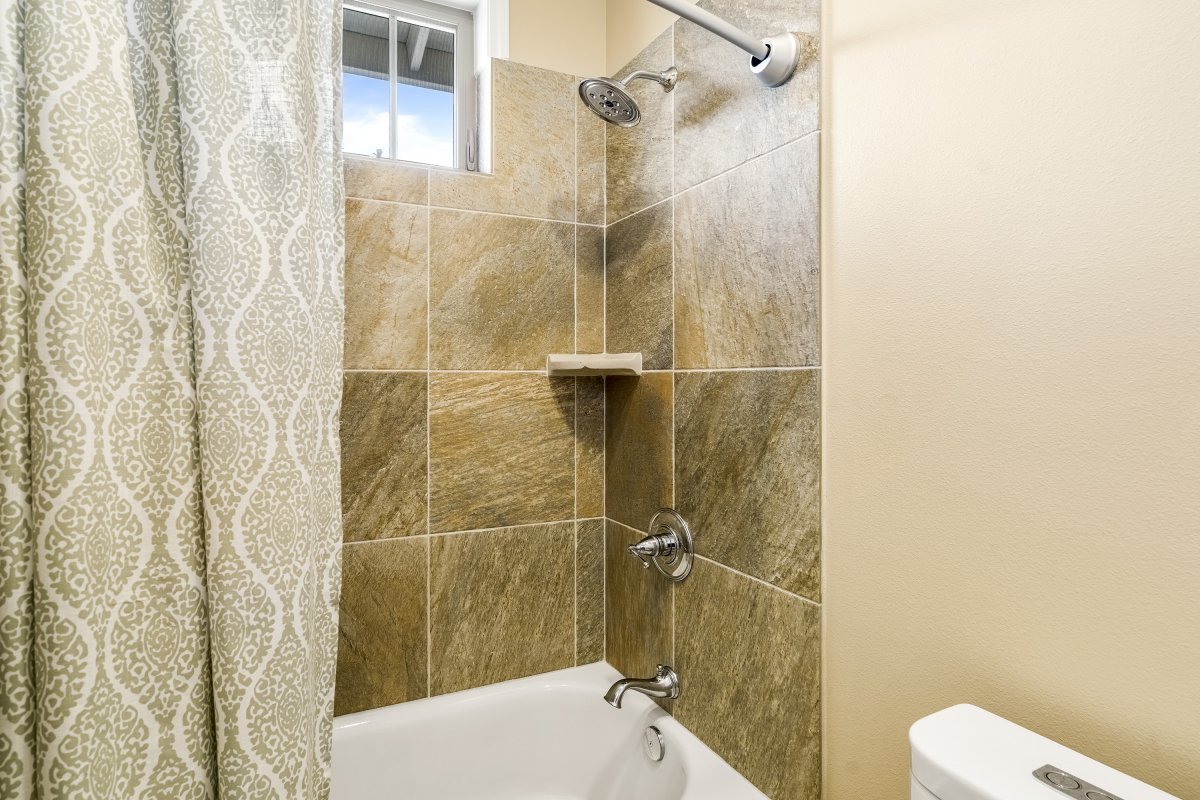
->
[909,704,1182,800]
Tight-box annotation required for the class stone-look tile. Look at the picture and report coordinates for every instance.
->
[344,156,429,204]
[431,60,575,221]
[675,370,820,598]
[576,225,605,354]
[341,373,428,542]
[577,377,605,518]
[675,134,819,368]
[605,373,672,530]
[335,538,428,715]
[674,560,821,800]
[576,101,606,225]
[606,29,674,223]
[576,518,605,664]
[430,523,575,695]
[344,199,428,370]
[673,0,821,192]
[429,209,574,370]
[606,201,673,369]
[605,519,671,682]
[428,373,574,533]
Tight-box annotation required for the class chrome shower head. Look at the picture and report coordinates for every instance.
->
[578,67,678,127]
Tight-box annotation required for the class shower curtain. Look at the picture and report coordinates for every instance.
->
[0,0,343,797]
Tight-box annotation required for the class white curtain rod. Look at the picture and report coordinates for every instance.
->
[644,0,771,61]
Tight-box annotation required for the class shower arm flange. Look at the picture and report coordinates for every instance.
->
[643,0,806,88]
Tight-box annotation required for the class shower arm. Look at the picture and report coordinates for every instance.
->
[641,0,804,87]
[621,68,680,92]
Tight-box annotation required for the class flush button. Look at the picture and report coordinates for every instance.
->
[1046,772,1082,790]
[1033,765,1126,800]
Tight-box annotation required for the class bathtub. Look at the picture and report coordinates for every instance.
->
[331,662,767,800]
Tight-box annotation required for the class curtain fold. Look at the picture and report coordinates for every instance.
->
[0,0,344,797]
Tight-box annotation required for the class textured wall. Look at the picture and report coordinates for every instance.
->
[601,1,823,797]
[335,58,609,715]
[822,0,1200,797]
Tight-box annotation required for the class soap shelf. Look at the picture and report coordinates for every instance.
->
[546,353,642,377]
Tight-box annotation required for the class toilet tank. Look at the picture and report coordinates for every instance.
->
[909,705,1181,800]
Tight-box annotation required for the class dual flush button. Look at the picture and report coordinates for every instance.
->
[1034,765,1123,800]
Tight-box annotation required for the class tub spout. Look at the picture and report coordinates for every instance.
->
[604,665,680,709]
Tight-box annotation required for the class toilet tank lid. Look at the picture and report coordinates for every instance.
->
[909,705,1181,800]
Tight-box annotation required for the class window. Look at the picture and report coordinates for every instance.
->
[342,0,476,169]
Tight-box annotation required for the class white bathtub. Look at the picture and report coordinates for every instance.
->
[331,662,767,800]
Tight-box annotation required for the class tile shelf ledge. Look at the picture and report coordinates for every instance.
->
[545,353,643,377]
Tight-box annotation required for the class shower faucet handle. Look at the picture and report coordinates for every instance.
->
[625,509,694,582]
[628,533,674,568]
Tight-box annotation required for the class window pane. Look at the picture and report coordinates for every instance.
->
[342,8,390,158]
[395,19,455,167]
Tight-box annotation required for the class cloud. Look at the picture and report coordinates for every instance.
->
[342,108,453,167]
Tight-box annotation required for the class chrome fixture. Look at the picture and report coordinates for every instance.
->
[642,726,666,762]
[1033,765,1125,800]
[604,665,681,709]
[578,67,678,127]
[627,508,694,582]
[643,0,805,87]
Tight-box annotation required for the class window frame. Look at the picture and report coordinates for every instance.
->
[343,0,477,169]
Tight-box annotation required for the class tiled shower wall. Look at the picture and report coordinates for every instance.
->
[601,1,822,798]
[334,58,610,714]
[333,1,823,794]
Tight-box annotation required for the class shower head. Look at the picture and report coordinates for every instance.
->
[578,67,678,127]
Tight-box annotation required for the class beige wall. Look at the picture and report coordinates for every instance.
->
[822,0,1200,798]
[508,0,607,76]
[506,0,696,78]
[605,0,693,73]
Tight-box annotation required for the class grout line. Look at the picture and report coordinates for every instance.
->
[602,520,821,608]
[605,194,672,230]
[669,31,677,675]
[428,518,581,539]
[605,517,647,536]
[342,534,423,548]
[337,519,602,546]
[601,106,608,355]
[425,534,432,698]
[601,226,607,352]
[573,378,579,665]
[573,520,579,665]
[344,368,547,375]
[573,86,580,357]
[600,108,608,667]
[346,196,427,211]
[600,518,606,665]
[647,366,822,374]
[670,22,676,202]
[425,167,432,699]
[695,555,822,608]
[603,128,821,229]
[344,368,428,374]
[427,203,576,226]
[573,77,581,663]
[675,128,820,200]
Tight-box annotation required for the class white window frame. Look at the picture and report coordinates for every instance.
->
[344,0,477,169]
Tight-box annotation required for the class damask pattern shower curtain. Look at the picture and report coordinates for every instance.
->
[0,0,343,797]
